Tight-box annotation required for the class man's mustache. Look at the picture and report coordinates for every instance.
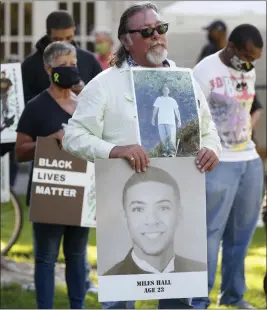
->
[149,41,166,48]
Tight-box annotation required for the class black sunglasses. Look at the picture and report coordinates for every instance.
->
[127,23,169,38]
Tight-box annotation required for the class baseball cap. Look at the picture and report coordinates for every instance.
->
[203,20,227,32]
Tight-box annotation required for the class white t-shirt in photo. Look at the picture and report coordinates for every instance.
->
[153,96,179,126]
[193,51,258,162]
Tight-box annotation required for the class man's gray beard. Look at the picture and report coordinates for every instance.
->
[146,48,168,65]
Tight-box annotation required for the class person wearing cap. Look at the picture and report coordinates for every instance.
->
[197,20,228,63]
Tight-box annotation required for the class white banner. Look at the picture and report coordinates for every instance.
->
[1,63,25,143]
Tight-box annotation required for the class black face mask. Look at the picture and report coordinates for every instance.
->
[51,66,80,89]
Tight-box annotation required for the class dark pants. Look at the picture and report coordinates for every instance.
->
[102,299,192,309]
[158,298,193,309]
[33,222,89,309]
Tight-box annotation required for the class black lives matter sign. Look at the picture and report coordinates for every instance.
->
[29,137,96,227]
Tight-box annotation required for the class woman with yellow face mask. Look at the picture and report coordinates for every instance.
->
[95,30,113,70]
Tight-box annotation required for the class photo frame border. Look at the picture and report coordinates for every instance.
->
[129,67,201,155]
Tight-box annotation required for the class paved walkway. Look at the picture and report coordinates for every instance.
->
[1,256,65,287]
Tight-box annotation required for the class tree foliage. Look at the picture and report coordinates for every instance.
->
[133,69,194,97]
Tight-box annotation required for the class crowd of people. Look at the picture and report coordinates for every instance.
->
[1,1,266,309]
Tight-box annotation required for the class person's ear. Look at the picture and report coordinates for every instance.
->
[227,42,235,49]
[44,65,52,77]
[120,34,132,51]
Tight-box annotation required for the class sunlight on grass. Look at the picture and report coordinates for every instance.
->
[8,243,33,254]
[248,246,266,256]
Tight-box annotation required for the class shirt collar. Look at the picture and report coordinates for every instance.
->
[131,250,175,273]
[127,55,170,68]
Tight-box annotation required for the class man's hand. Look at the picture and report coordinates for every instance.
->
[151,119,155,126]
[48,130,65,149]
[71,80,85,95]
[196,147,219,173]
[109,144,150,173]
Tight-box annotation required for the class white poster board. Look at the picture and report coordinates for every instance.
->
[0,63,25,143]
[95,157,207,302]
[1,153,10,203]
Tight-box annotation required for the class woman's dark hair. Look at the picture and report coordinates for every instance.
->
[109,2,158,68]
[46,10,75,35]
[228,24,263,50]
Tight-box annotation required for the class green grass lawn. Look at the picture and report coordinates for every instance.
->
[1,197,266,309]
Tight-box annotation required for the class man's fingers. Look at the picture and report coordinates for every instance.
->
[196,148,207,164]
[201,156,215,172]
[137,147,150,170]
[123,145,149,173]
[198,151,211,167]
[125,154,136,170]
[138,151,148,172]
[133,152,141,173]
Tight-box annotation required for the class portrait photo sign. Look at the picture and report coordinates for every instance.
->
[95,157,207,302]
[0,63,24,143]
[29,137,96,228]
[130,67,200,158]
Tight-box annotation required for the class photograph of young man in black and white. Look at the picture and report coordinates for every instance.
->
[103,165,206,276]
[151,84,181,157]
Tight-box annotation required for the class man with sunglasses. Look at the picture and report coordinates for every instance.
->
[193,24,264,309]
[62,2,221,309]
